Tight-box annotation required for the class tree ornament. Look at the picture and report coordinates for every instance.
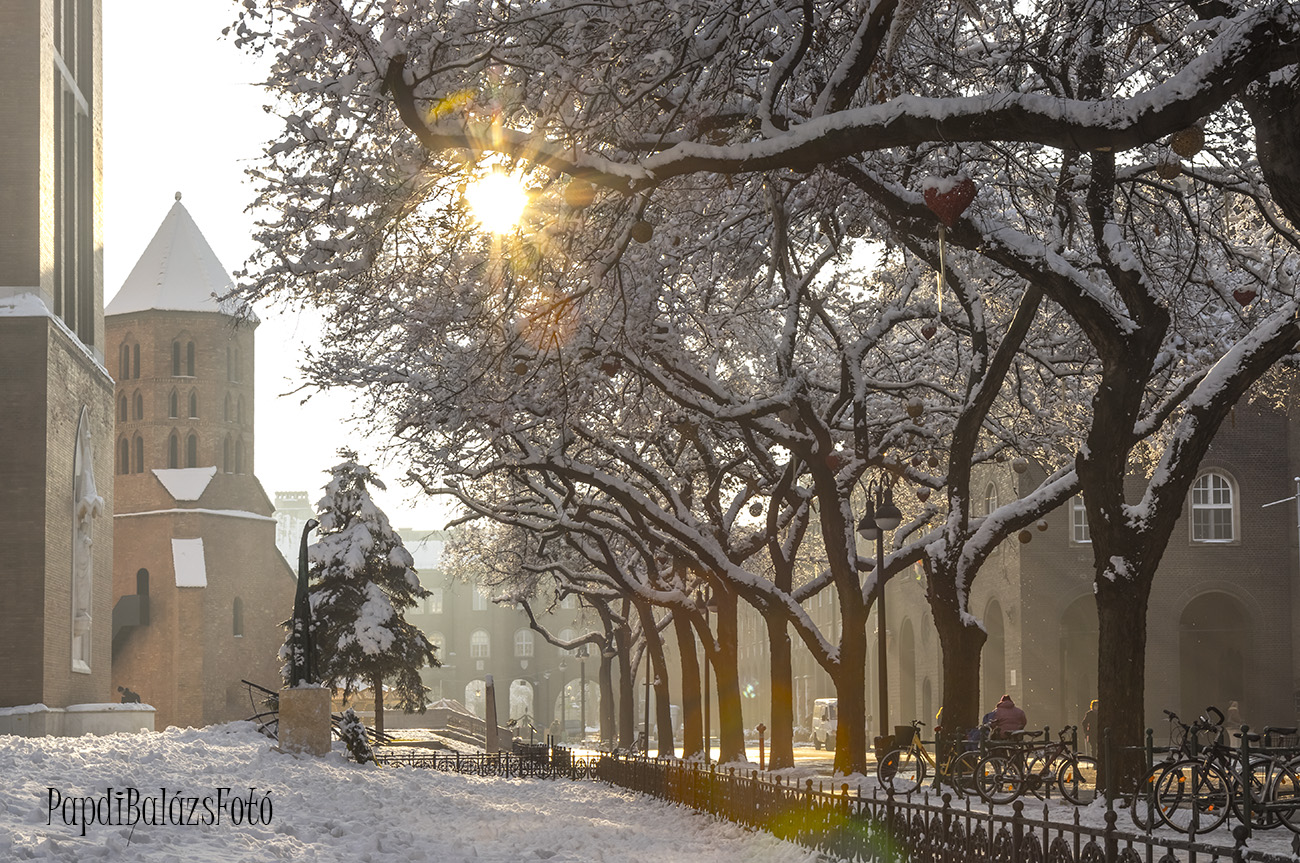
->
[1018,530,1032,544]
[916,487,931,503]
[600,357,621,376]
[565,178,595,209]
[1036,519,1048,532]
[749,502,763,517]
[927,453,939,468]
[911,455,922,467]
[921,322,938,340]
[631,220,654,243]
[1232,288,1257,306]
[1170,126,1204,159]
[906,397,924,419]
[824,452,843,471]
[513,361,528,376]
[922,177,978,227]
[1011,456,1028,474]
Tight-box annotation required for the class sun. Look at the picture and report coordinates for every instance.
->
[465,171,529,233]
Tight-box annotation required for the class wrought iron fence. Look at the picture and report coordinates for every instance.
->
[595,754,1300,863]
[374,745,602,780]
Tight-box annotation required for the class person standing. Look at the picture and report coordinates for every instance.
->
[1082,700,1098,756]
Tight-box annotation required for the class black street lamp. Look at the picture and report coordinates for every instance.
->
[857,481,902,753]
[576,644,589,746]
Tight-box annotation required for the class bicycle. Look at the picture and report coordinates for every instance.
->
[877,720,984,797]
[974,727,1097,805]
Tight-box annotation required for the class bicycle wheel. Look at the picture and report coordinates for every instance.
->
[976,753,1024,805]
[945,749,983,797]
[879,747,926,795]
[1241,756,1300,832]
[1154,760,1230,834]
[1057,756,1099,805]
[1130,765,1166,831]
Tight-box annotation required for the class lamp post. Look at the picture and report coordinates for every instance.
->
[643,649,652,754]
[857,481,902,752]
[697,588,717,764]
[558,658,568,743]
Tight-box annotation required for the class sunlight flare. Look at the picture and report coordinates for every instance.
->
[466,171,528,233]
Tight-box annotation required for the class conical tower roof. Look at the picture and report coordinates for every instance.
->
[106,193,257,321]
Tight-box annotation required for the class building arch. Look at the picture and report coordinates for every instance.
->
[136,568,149,595]
[465,679,487,718]
[1059,594,1098,731]
[1180,591,1251,720]
[510,679,535,722]
[1189,470,1239,544]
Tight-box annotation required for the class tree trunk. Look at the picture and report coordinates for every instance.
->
[712,587,747,763]
[598,648,616,747]
[833,604,869,775]
[765,606,795,769]
[674,613,704,759]
[615,620,635,748]
[372,674,385,737]
[634,598,676,757]
[1093,556,1155,791]
[929,557,988,735]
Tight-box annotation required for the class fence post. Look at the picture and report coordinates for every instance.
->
[1238,724,1251,838]
[1103,805,1118,863]
[1103,728,1115,813]
[1145,727,1154,773]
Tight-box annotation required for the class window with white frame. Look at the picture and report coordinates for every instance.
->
[1070,496,1091,544]
[470,629,490,658]
[1191,472,1236,543]
[429,631,445,658]
[558,628,576,655]
[427,588,443,614]
[472,587,489,611]
[560,593,578,609]
[983,483,999,516]
[515,629,535,657]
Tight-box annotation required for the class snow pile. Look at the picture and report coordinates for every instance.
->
[0,723,823,862]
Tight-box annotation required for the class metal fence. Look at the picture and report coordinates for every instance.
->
[374,743,601,780]
[595,755,1300,863]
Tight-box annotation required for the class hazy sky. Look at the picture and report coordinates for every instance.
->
[103,1,451,530]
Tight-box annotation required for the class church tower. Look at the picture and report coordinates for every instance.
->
[106,196,295,729]
[0,0,117,727]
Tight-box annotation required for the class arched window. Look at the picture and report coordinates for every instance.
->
[172,341,181,376]
[235,440,244,474]
[119,344,129,380]
[224,393,232,422]
[514,629,535,658]
[132,344,140,378]
[1191,471,1236,543]
[168,433,179,469]
[136,568,149,595]
[188,390,198,418]
[226,347,233,382]
[133,436,144,473]
[223,437,231,473]
[118,395,128,422]
[117,438,129,474]
[1070,495,1091,544]
[186,434,198,468]
[168,390,179,418]
[185,341,195,376]
[470,629,490,658]
[237,395,245,426]
[133,391,144,421]
[472,587,489,611]
[983,482,999,516]
[233,347,241,381]
[233,598,244,637]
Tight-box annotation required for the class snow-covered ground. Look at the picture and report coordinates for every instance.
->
[0,723,823,862]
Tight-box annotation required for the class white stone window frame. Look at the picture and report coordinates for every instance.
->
[514,629,535,658]
[470,629,490,658]
[1070,495,1091,545]
[1189,470,1238,544]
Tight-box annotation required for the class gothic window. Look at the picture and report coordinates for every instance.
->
[118,395,127,422]
[186,341,196,376]
[132,344,140,378]
[224,394,231,422]
[223,437,231,473]
[72,407,102,673]
[133,436,144,473]
[237,395,245,425]
[188,390,198,418]
[226,347,233,381]
[235,439,244,474]
[119,344,129,381]
[168,390,178,418]
[168,433,179,469]
[134,391,143,420]
[172,341,181,376]
[186,434,197,468]
[117,437,128,474]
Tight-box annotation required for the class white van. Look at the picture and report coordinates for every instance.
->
[811,698,837,750]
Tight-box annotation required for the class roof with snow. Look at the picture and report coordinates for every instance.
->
[106,194,257,321]
[152,467,218,501]
[172,538,208,587]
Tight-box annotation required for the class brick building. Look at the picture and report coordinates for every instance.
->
[731,402,1300,739]
[106,197,295,730]
[0,0,123,734]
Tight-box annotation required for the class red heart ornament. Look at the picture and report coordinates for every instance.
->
[921,322,937,340]
[1232,289,1257,306]
[923,177,978,227]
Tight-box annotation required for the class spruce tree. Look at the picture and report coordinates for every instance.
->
[307,450,438,735]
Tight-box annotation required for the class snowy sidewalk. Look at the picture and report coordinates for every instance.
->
[0,723,823,862]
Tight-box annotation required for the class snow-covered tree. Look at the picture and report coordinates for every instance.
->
[308,451,438,735]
